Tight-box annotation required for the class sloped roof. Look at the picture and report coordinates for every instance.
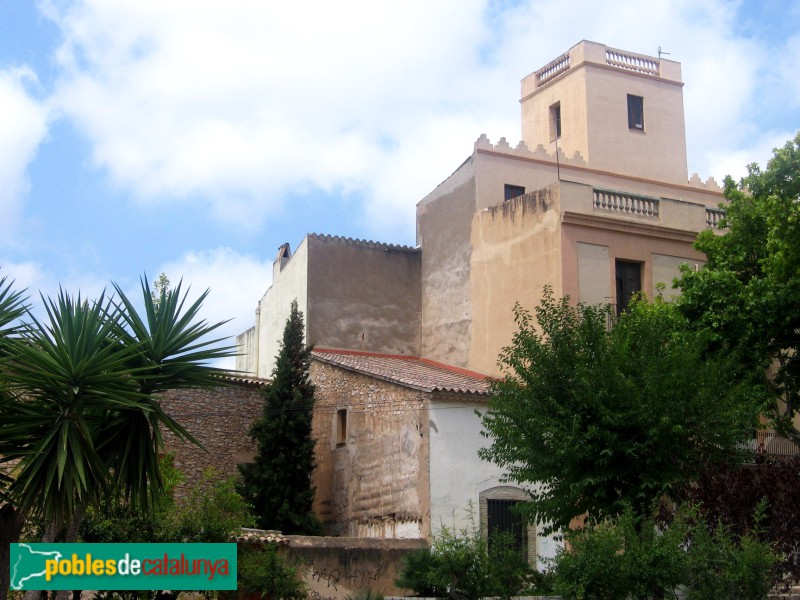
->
[220,372,270,387]
[312,349,490,396]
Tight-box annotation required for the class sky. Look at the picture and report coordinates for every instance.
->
[1,0,799,368]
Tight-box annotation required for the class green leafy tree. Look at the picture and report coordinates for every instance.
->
[238,299,322,534]
[0,276,234,543]
[480,288,766,533]
[677,133,800,442]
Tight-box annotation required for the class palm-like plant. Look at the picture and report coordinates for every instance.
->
[0,275,235,540]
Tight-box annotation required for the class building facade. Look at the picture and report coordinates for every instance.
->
[234,40,724,556]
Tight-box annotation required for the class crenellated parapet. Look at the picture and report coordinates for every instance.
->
[475,134,722,193]
[474,134,587,167]
[688,173,722,192]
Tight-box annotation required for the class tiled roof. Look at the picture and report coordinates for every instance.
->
[231,528,289,545]
[219,372,270,387]
[312,349,490,396]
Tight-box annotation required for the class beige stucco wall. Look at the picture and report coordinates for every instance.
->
[306,236,421,356]
[652,253,705,300]
[561,220,705,307]
[417,159,477,368]
[473,146,564,212]
[469,184,563,376]
[521,60,589,167]
[577,242,611,305]
[243,235,421,377]
[311,361,431,539]
[583,62,687,183]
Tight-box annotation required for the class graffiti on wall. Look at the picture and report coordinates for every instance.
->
[309,565,379,591]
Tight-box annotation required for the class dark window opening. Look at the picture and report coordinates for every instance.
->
[627,94,644,130]
[487,499,527,561]
[336,409,347,445]
[550,102,561,140]
[504,184,526,201]
[615,260,642,315]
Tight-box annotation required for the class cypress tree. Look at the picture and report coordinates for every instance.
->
[238,300,322,534]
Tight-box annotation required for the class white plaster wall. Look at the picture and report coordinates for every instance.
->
[427,400,561,569]
[256,238,309,378]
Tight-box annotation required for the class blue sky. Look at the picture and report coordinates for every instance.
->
[1,0,799,367]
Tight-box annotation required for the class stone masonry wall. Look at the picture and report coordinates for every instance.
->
[159,382,265,497]
[311,361,430,538]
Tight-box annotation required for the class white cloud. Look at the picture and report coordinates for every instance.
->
[155,247,274,369]
[0,67,49,243]
[36,0,800,242]
[45,0,490,232]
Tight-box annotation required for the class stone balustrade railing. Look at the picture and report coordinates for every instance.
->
[605,49,660,76]
[536,52,570,87]
[593,188,660,218]
[705,208,726,228]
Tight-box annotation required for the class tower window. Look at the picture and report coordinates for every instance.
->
[504,184,525,201]
[549,102,561,140]
[627,95,644,130]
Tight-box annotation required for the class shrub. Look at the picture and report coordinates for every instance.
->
[395,508,532,599]
[237,544,305,600]
[550,504,779,600]
[395,548,440,597]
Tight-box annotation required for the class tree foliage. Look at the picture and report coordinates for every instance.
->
[480,288,766,533]
[677,132,800,441]
[81,458,254,546]
[238,299,322,534]
[681,456,800,586]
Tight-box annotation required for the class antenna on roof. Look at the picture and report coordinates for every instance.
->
[657,46,671,59]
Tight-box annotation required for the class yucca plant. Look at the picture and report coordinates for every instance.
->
[0,275,235,543]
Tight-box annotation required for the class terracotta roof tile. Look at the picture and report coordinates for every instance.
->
[312,349,490,396]
[220,372,270,387]
[231,528,289,544]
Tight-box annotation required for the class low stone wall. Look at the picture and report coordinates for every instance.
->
[285,535,428,599]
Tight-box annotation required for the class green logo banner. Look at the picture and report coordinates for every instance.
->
[10,543,237,591]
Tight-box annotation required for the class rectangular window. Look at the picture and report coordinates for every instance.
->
[627,94,644,130]
[615,260,642,315]
[336,408,347,445]
[549,102,561,140]
[504,184,525,201]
